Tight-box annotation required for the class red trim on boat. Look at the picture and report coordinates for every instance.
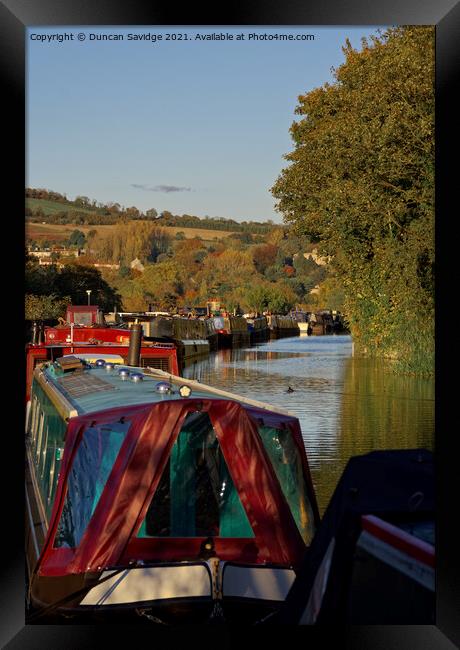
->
[25,342,179,400]
[361,515,435,567]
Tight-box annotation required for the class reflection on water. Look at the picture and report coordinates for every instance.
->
[183,335,434,515]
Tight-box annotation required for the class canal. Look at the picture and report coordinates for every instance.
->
[183,334,435,515]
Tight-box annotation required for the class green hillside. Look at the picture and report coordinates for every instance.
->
[26,197,103,216]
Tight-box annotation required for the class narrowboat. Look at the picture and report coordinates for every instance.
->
[330,311,349,334]
[116,313,211,364]
[266,449,435,625]
[25,351,320,624]
[308,311,347,336]
[26,319,179,401]
[290,311,312,335]
[212,314,251,348]
[266,315,300,340]
[244,315,269,344]
[308,312,328,336]
[203,317,218,352]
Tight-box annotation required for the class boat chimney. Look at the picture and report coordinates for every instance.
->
[127,323,143,366]
[31,320,39,345]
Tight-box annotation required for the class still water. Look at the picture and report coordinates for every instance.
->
[183,335,435,515]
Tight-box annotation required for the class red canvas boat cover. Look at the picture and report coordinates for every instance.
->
[37,399,318,576]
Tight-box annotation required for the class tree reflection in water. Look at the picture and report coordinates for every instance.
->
[183,336,434,515]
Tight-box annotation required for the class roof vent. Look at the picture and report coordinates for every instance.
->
[55,356,87,373]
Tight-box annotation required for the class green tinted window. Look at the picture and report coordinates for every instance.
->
[258,425,315,544]
[138,411,254,538]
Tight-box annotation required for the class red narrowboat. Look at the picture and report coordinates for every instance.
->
[26,307,179,400]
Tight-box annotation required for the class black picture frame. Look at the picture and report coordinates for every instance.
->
[2,1,458,647]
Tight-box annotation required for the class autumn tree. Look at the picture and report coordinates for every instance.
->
[199,249,255,295]
[272,27,434,374]
[173,237,208,267]
[25,294,70,321]
[252,243,279,274]
[91,222,172,265]
[137,260,186,308]
[243,282,297,314]
[125,206,140,220]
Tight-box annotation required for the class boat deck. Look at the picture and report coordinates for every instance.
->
[39,364,215,415]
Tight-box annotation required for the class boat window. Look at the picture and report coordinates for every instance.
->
[213,317,225,330]
[54,420,130,548]
[49,446,65,510]
[29,380,68,517]
[28,396,39,442]
[39,422,49,479]
[258,425,315,545]
[35,412,45,465]
[138,411,254,538]
[71,311,93,326]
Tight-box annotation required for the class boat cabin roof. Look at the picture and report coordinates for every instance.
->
[35,359,293,418]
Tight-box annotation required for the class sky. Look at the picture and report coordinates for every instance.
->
[26,25,386,223]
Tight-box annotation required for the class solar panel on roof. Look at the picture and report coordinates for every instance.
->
[58,372,118,398]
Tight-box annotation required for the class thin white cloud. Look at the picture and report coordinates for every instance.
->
[131,183,192,193]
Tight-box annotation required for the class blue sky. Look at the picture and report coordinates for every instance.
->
[27,26,385,222]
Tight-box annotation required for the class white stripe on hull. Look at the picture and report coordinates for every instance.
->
[357,530,435,591]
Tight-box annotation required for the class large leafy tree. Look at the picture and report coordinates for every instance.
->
[271,27,434,373]
[90,222,172,264]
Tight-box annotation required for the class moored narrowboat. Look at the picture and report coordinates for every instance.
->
[266,315,300,339]
[245,315,269,344]
[290,311,313,335]
[213,314,250,348]
[26,320,179,401]
[26,355,320,624]
[116,313,211,364]
[203,317,218,351]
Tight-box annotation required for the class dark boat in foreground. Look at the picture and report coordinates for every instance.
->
[26,353,320,624]
[264,448,435,625]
